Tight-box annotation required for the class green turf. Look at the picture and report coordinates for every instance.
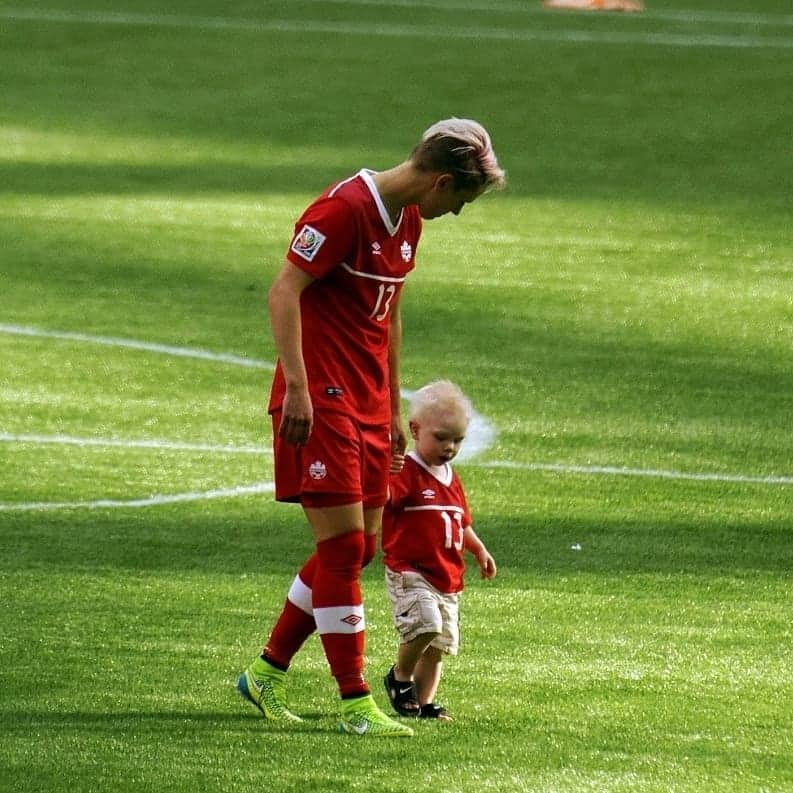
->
[1,1,792,791]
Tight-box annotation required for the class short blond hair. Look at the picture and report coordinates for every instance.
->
[411,118,506,192]
[409,380,473,424]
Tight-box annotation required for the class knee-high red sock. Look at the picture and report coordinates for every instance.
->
[263,554,317,670]
[313,531,368,699]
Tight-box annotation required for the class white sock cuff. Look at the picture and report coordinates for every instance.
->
[287,574,313,616]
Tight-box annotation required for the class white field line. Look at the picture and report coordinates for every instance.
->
[3,323,792,514]
[477,460,793,487]
[0,8,790,49]
[0,324,274,370]
[4,432,791,491]
[0,432,271,455]
[0,325,494,460]
[0,482,275,513]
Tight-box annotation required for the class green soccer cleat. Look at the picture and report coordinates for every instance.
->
[237,658,303,723]
[339,694,414,737]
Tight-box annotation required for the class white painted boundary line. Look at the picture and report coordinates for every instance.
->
[3,322,792,511]
[0,325,494,460]
[0,324,274,370]
[0,482,275,513]
[0,432,271,455]
[0,8,790,49]
[478,460,793,487]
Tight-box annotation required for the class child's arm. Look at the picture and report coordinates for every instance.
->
[463,526,497,579]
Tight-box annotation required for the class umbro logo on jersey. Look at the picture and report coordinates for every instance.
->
[422,489,436,500]
[291,224,326,262]
[308,460,327,480]
[371,241,382,255]
[400,241,412,262]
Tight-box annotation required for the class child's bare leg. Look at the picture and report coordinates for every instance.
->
[414,644,444,705]
[385,633,439,716]
[395,632,439,680]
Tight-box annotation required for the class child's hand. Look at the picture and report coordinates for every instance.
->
[390,452,405,473]
[477,549,497,580]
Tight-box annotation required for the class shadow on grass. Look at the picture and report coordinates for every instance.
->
[2,505,792,577]
[0,160,345,199]
[0,708,326,734]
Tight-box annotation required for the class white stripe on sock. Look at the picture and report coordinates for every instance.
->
[287,575,314,616]
[314,604,366,634]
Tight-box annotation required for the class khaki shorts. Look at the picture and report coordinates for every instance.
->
[384,568,460,656]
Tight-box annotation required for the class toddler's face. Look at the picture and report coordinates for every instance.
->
[410,408,468,467]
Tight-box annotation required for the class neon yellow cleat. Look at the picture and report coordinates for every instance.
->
[237,658,303,723]
[339,694,414,737]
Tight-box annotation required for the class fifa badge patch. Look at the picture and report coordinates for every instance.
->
[400,241,412,262]
[291,224,326,262]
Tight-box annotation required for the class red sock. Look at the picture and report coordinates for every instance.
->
[263,555,317,670]
[313,531,368,698]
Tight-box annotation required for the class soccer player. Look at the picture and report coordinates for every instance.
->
[237,119,506,737]
[382,380,496,722]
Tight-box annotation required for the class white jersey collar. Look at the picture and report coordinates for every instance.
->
[359,169,403,237]
[408,450,453,487]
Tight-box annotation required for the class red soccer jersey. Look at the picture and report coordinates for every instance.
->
[269,169,422,425]
[382,452,473,594]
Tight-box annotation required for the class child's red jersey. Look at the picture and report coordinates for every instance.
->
[269,170,422,424]
[382,452,473,594]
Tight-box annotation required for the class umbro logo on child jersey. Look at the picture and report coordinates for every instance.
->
[371,241,382,255]
[422,489,435,499]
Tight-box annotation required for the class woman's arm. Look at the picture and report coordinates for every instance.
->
[268,260,315,445]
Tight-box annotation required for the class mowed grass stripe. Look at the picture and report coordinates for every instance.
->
[3,324,792,491]
[296,0,793,27]
[0,7,791,48]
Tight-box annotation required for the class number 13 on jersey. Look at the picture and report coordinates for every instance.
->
[370,283,397,321]
[441,510,464,550]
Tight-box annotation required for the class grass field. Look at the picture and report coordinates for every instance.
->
[1,1,792,791]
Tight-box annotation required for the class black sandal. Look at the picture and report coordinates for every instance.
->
[419,703,452,721]
[383,666,420,717]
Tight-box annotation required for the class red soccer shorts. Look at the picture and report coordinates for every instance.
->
[271,409,391,509]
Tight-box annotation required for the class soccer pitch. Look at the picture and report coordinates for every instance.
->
[1,1,791,791]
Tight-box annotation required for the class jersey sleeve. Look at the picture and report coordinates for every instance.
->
[286,195,356,279]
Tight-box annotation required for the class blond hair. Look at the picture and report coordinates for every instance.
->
[410,118,506,192]
[409,380,473,424]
